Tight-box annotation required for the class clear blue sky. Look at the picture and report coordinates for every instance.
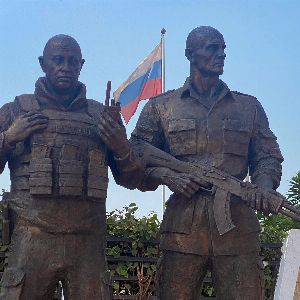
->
[1,0,299,218]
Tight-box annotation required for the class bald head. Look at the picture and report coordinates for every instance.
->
[43,34,82,59]
[185,26,226,77]
[39,34,85,95]
[186,26,224,52]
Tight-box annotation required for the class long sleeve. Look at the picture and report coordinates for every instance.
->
[130,99,166,191]
[108,147,145,190]
[249,101,283,189]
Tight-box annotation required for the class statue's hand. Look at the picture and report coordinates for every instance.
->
[155,167,212,199]
[242,178,276,212]
[5,111,48,145]
[98,111,130,158]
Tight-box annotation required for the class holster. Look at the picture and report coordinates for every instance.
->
[1,192,11,245]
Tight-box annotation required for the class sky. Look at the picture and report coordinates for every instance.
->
[0,0,299,219]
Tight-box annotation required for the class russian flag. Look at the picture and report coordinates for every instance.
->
[114,42,162,124]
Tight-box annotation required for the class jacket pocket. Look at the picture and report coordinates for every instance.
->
[167,119,196,156]
[160,194,196,234]
[29,144,53,195]
[222,119,250,157]
[59,144,84,196]
[87,149,108,199]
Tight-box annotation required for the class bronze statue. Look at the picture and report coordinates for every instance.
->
[0,34,143,299]
[131,26,284,299]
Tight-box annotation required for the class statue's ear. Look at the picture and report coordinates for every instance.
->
[185,48,193,62]
[38,56,46,73]
[80,59,85,70]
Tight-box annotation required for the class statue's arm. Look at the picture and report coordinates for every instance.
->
[248,100,283,190]
[108,145,145,190]
[130,100,169,191]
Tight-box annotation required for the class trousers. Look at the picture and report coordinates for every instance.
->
[156,250,264,300]
[0,220,112,300]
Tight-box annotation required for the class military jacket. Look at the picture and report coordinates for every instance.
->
[131,78,283,255]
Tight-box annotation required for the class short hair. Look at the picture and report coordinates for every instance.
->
[186,26,223,51]
[43,34,82,57]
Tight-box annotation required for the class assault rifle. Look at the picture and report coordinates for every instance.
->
[135,142,300,235]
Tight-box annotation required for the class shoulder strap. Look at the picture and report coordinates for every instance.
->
[87,99,104,124]
[15,94,40,112]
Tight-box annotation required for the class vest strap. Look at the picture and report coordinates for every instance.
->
[16,94,40,112]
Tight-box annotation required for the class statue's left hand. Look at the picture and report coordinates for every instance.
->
[98,111,130,158]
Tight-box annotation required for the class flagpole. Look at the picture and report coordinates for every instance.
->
[161,28,166,217]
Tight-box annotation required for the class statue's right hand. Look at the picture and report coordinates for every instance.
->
[155,167,212,198]
[5,111,48,145]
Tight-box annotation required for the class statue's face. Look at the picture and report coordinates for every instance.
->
[40,42,84,94]
[192,36,226,76]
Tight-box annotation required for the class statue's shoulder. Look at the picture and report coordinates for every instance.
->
[87,99,104,122]
[87,99,104,111]
[14,94,40,112]
[231,91,257,101]
[230,91,258,106]
[150,89,176,102]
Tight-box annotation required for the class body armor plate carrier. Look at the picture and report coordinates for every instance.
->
[9,94,108,201]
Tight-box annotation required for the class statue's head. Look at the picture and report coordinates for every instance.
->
[39,34,85,95]
[185,26,226,76]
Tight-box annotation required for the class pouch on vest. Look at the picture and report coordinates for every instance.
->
[59,144,84,196]
[29,144,53,195]
[87,149,108,199]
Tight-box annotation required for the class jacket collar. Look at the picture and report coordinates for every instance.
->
[180,77,232,108]
[34,77,87,111]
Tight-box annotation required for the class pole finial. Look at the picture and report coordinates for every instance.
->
[161,28,166,35]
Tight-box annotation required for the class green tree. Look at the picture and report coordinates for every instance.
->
[287,171,300,206]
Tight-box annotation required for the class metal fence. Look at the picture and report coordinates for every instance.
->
[0,237,282,299]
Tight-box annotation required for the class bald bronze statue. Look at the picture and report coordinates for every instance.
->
[131,26,283,299]
[0,34,143,299]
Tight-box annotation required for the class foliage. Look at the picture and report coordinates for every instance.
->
[106,203,160,298]
[287,171,300,205]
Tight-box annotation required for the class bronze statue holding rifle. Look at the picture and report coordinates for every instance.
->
[0,34,143,299]
[131,26,299,299]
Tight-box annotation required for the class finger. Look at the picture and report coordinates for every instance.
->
[178,179,196,198]
[246,193,251,207]
[27,114,48,122]
[168,180,190,198]
[98,123,115,139]
[190,175,212,189]
[100,114,121,130]
[30,124,48,132]
[177,187,192,199]
[29,119,49,126]
[250,193,256,209]
[102,111,122,127]
[256,193,262,211]
[262,194,270,212]
[22,111,40,118]
[99,118,115,134]
[183,185,196,198]
[186,180,201,193]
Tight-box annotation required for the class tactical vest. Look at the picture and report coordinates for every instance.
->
[9,94,108,201]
